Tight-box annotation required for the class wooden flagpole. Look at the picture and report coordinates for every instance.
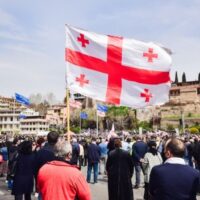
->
[66,88,70,142]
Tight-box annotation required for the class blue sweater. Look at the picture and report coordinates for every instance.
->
[149,163,200,200]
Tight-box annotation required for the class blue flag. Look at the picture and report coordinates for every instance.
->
[15,93,30,106]
[19,114,27,119]
[97,104,108,112]
[80,112,88,119]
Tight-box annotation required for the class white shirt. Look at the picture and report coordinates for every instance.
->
[165,157,186,165]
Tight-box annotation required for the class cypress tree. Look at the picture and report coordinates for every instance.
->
[198,72,200,83]
[182,72,186,83]
[175,71,178,83]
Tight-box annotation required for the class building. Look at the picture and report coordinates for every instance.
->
[0,95,49,135]
[46,104,67,129]
[20,116,49,135]
[137,80,200,129]
[0,110,21,134]
[0,96,22,110]
[0,96,24,134]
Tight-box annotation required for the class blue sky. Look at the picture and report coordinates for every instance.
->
[0,0,200,101]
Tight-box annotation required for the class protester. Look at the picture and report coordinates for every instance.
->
[82,138,89,166]
[12,140,35,200]
[98,138,108,175]
[34,131,59,200]
[79,141,84,168]
[0,142,8,177]
[70,137,80,165]
[106,138,134,200]
[7,138,19,190]
[86,137,101,183]
[142,141,163,200]
[37,140,91,200]
[149,138,200,200]
[132,135,148,188]
[34,131,59,177]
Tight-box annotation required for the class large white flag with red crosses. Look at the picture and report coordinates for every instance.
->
[65,25,172,108]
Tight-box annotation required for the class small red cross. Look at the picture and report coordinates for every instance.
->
[140,88,152,102]
[77,34,89,48]
[76,74,89,87]
[143,48,158,62]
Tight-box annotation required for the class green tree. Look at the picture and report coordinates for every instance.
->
[189,127,199,134]
[138,121,152,131]
[182,72,186,83]
[175,71,178,83]
[198,72,200,83]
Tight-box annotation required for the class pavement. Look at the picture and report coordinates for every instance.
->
[0,167,144,200]
[0,168,199,200]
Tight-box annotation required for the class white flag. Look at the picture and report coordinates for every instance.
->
[65,25,172,108]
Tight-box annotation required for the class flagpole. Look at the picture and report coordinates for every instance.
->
[13,97,16,135]
[66,88,70,142]
[96,110,99,137]
[80,114,82,134]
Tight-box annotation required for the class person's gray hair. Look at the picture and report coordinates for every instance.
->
[54,140,72,159]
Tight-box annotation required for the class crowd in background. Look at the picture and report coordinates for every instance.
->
[0,131,200,200]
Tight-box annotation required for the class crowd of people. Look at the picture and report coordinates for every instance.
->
[0,131,200,200]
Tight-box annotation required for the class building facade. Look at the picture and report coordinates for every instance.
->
[20,116,49,135]
[46,104,67,129]
[137,81,200,129]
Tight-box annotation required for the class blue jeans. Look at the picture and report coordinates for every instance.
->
[87,162,98,183]
[135,164,141,186]
[7,180,13,190]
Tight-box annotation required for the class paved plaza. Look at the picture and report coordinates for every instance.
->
[0,168,200,200]
[0,167,144,200]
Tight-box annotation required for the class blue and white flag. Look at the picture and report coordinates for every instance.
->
[15,93,30,106]
[80,112,88,119]
[97,104,108,117]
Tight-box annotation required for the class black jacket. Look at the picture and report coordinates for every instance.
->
[34,143,56,178]
[106,148,134,200]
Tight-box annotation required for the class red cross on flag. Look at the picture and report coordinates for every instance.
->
[65,25,172,108]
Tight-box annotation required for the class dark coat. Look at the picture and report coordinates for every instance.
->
[106,148,134,200]
[87,143,100,164]
[70,142,80,165]
[132,140,148,163]
[12,153,35,195]
[149,163,200,200]
[34,143,56,178]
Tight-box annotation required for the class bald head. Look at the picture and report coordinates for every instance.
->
[165,138,185,158]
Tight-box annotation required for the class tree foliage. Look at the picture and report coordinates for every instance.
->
[182,72,186,83]
[175,71,178,83]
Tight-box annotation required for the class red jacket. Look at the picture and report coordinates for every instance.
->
[37,160,91,200]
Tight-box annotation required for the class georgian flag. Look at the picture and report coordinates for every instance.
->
[65,25,172,108]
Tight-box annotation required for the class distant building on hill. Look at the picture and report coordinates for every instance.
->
[46,104,67,129]
[137,76,200,130]
[0,95,49,135]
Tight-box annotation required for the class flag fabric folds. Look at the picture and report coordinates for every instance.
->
[97,104,108,117]
[15,93,30,106]
[65,25,172,108]
[80,112,88,119]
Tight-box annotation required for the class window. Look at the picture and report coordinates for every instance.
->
[170,89,180,96]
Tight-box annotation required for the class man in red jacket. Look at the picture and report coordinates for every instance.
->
[37,140,91,200]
